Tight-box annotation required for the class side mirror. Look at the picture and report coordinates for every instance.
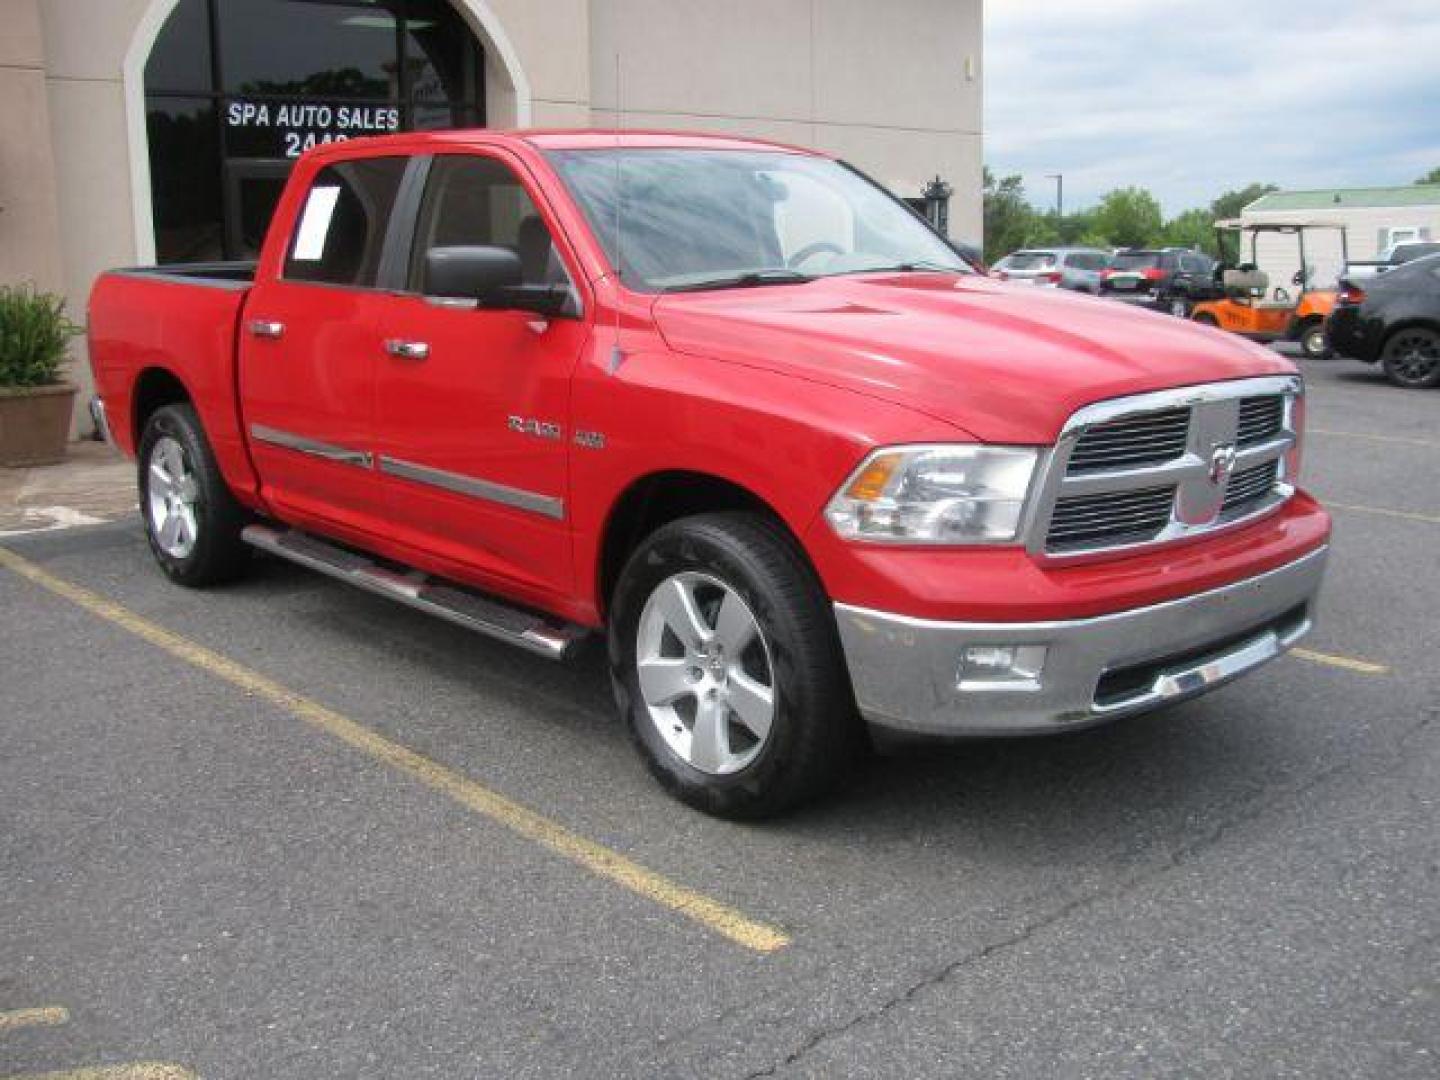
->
[425,245,521,300]
[424,245,573,317]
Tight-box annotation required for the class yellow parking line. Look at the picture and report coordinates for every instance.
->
[1291,648,1390,675]
[0,1066,196,1080]
[1309,427,1440,450]
[1325,501,1440,526]
[0,1008,69,1033]
[0,547,786,954]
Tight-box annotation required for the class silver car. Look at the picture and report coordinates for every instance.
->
[993,248,1112,293]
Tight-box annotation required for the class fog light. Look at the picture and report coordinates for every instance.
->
[957,644,1047,691]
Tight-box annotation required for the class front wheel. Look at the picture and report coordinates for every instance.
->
[1299,319,1329,360]
[608,513,860,818]
[1380,327,1440,389]
[1168,297,1191,318]
[138,403,251,586]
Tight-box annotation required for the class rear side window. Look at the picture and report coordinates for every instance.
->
[284,157,408,287]
[1067,253,1107,270]
[410,154,570,293]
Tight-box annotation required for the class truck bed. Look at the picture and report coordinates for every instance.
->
[88,263,262,506]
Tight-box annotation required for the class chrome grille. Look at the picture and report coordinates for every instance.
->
[1032,377,1301,558]
[1066,407,1190,473]
[1236,396,1284,445]
[1047,484,1176,552]
[1221,460,1279,514]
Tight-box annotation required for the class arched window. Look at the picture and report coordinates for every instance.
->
[145,0,485,262]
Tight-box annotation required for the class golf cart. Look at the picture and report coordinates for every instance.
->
[1183,220,1349,359]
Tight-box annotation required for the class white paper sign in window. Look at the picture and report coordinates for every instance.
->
[293,185,341,261]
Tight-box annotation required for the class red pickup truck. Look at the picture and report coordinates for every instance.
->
[88,130,1330,817]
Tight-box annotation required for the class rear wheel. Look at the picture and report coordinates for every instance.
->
[1380,327,1440,389]
[608,512,860,818]
[1192,312,1219,327]
[1167,296,1190,318]
[138,403,251,586]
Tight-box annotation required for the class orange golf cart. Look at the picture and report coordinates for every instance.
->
[1186,220,1349,359]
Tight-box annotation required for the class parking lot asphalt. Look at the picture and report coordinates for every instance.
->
[2,355,1436,1079]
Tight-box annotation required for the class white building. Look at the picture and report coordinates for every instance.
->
[1241,184,1440,290]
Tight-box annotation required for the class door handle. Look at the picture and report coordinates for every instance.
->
[247,319,285,339]
[384,339,430,361]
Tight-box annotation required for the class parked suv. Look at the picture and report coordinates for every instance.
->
[992,248,1111,293]
[1327,253,1440,388]
[1342,240,1440,282]
[1100,248,1217,313]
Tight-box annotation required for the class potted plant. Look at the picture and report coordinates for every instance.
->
[0,283,83,466]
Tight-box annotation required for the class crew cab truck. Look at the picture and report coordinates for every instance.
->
[88,131,1332,818]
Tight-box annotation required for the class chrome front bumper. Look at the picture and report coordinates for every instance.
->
[834,545,1328,737]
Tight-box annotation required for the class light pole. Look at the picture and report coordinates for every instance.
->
[1045,173,1064,219]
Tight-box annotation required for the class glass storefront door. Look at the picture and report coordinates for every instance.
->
[145,0,485,263]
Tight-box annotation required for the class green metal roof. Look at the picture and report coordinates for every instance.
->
[1246,185,1440,211]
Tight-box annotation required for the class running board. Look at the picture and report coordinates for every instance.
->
[241,524,588,660]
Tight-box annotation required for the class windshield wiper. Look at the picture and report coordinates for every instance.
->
[660,269,813,293]
[833,258,962,276]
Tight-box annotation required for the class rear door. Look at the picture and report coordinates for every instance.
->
[239,155,410,536]
[368,151,590,605]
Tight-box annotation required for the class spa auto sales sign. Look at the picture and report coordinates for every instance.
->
[225,101,400,158]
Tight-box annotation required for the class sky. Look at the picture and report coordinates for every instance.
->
[984,0,1440,217]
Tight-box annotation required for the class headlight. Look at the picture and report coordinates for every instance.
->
[825,444,1039,544]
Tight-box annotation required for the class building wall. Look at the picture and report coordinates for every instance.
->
[16,0,983,436]
[0,0,65,294]
[588,0,984,241]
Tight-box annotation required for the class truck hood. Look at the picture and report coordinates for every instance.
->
[652,273,1296,443]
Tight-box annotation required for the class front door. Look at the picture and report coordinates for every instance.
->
[239,154,410,537]
[369,152,589,606]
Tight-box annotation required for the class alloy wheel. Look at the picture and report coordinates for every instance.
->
[1385,330,1440,385]
[635,571,776,775]
[147,435,200,559]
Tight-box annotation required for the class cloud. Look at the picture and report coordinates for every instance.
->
[984,0,1440,215]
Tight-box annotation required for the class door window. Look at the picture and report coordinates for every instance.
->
[410,156,571,293]
[283,157,408,286]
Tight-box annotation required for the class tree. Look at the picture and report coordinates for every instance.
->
[1209,182,1278,221]
[1417,167,1440,185]
[1162,208,1218,256]
[982,167,1042,262]
[1092,187,1164,249]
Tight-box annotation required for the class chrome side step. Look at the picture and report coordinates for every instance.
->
[241,524,589,660]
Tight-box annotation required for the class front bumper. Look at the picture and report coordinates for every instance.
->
[835,544,1328,737]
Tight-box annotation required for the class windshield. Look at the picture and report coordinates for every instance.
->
[1111,252,1160,270]
[546,148,969,292]
[998,252,1057,270]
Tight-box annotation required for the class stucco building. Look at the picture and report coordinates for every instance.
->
[1,0,984,434]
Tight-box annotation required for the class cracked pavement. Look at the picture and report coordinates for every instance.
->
[3,358,1437,1078]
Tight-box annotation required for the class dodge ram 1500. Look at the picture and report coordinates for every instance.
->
[88,130,1331,817]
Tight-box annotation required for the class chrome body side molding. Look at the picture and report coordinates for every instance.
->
[249,424,373,469]
[377,455,565,520]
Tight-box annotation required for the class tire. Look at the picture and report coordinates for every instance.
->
[1298,319,1328,360]
[1167,296,1191,319]
[137,402,251,586]
[1193,312,1219,327]
[607,512,861,818]
[1379,326,1440,389]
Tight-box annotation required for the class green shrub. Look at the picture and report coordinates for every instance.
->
[0,284,82,388]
